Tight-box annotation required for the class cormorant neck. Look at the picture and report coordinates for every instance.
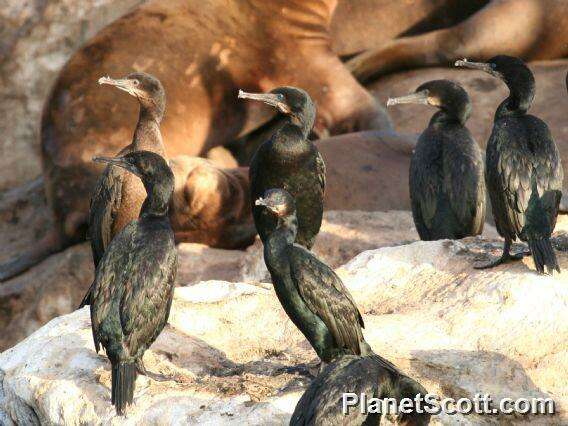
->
[498,76,535,117]
[285,115,311,138]
[133,107,165,152]
[429,108,467,127]
[140,181,172,218]
[275,214,298,244]
[274,123,312,158]
[265,214,298,254]
[139,103,163,125]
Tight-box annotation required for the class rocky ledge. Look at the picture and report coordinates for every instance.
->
[1,235,567,425]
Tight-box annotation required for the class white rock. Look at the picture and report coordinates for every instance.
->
[1,237,566,425]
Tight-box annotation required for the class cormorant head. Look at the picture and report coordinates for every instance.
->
[238,86,315,137]
[94,151,174,216]
[455,55,535,112]
[387,79,471,124]
[98,72,166,122]
[255,188,296,218]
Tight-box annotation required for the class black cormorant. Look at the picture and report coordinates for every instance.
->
[89,72,167,269]
[256,188,366,362]
[291,355,431,425]
[256,188,429,424]
[387,79,485,240]
[456,56,563,273]
[239,87,325,249]
[83,150,178,415]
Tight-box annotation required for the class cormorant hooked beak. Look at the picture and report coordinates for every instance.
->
[386,90,431,107]
[238,90,292,114]
[98,76,143,98]
[455,59,503,79]
[93,156,142,178]
[255,197,269,208]
[255,197,282,215]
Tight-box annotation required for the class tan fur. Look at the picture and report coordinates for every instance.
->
[348,0,568,82]
[169,156,255,249]
[41,0,390,245]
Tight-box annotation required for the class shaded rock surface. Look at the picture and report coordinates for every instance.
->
[0,178,51,264]
[1,237,567,425]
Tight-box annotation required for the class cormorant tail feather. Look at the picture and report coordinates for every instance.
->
[528,238,560,274]
[111,361,137,415]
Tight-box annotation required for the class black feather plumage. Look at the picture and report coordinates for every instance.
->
[83,150,177,415]
[464,56,564,273]
[246,87,325,249]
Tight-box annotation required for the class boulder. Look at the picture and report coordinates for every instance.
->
[240,210,499,283]
[0,178,52,264]
[1,236,567,424]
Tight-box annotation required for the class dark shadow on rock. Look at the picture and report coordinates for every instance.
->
[0,178,52,265]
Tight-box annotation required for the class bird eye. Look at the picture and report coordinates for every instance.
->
[133,80,140,86]
[278,94,285,101]
[490,63,497,69]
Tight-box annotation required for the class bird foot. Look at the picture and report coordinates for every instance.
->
[272,364,312,377]
[474,252,524,269]
[510,250,530,260]
[136,361,178,383]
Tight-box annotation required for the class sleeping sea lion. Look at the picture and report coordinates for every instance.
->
[40,0,392,258]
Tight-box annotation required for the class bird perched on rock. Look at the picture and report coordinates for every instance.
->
[456,55,563,273]
[256,188,366,362]
[387,79,485,240]
[89,72,167,270]
[240,87,325,249]
[256,188,429,424]
[82,151,177,415]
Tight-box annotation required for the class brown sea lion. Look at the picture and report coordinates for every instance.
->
[169,156,255,249]
[40,0,392,257]
[331,0,489,57]
[347,0,568,82]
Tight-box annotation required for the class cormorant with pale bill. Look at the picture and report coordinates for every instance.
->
[80,72,167,308]
[89,72,167,268]
[456,55,563,273]
[83,150,177,415]
[291,355,431,425]
[239,87,325,249]
[387,79,485,240]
